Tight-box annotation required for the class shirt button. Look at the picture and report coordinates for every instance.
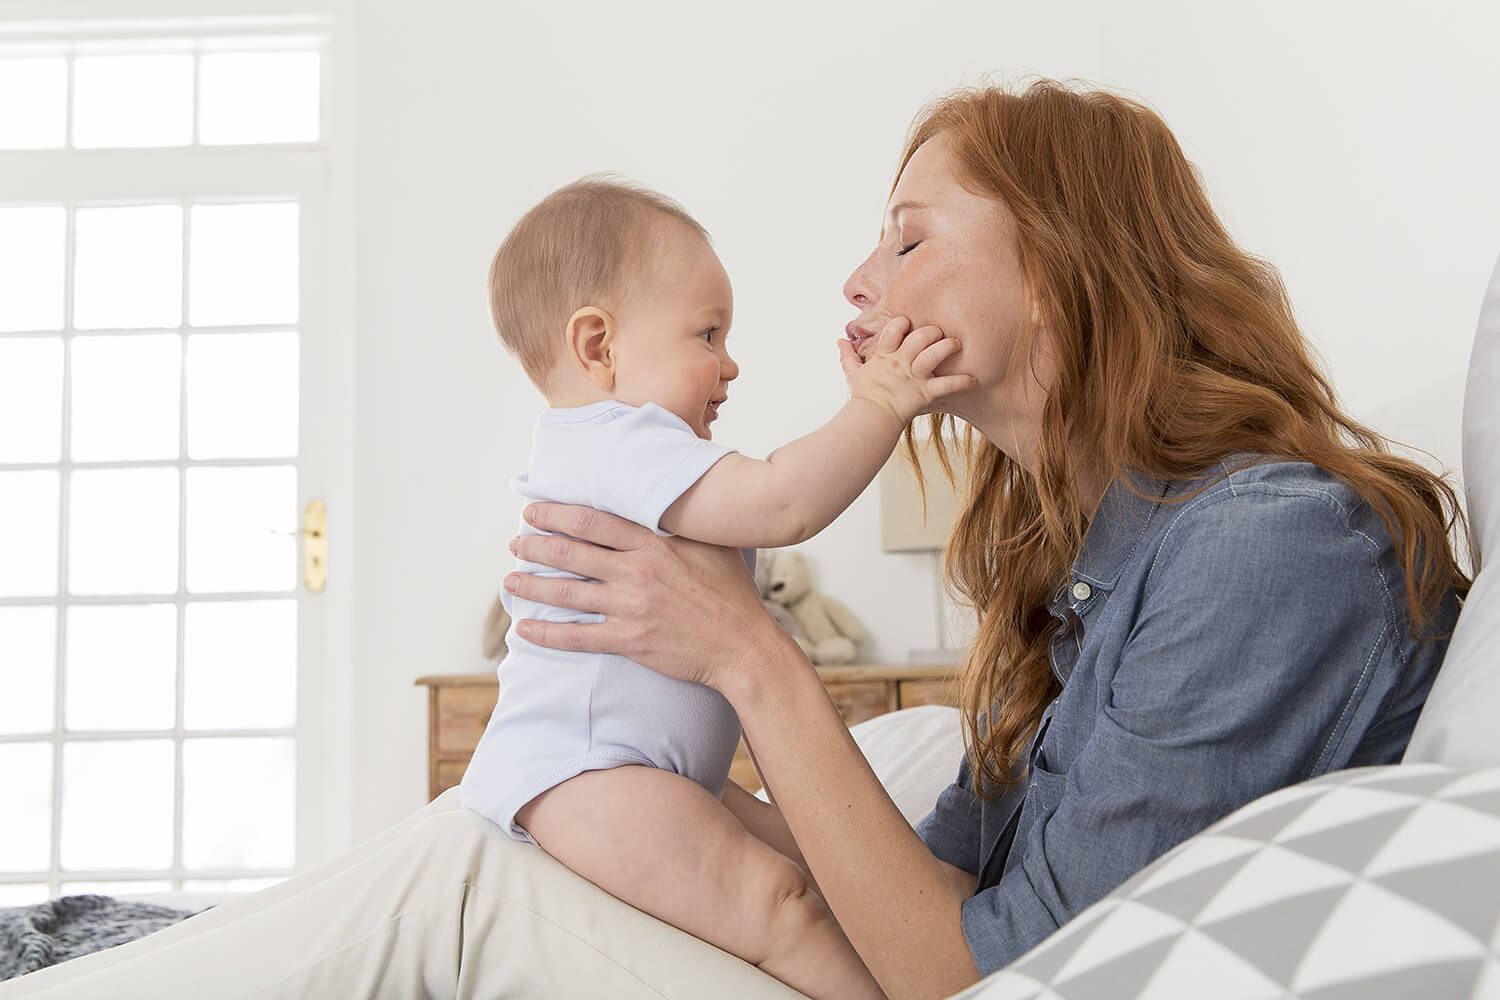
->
[1071,581,1092,602]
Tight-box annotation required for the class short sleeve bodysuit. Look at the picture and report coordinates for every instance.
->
[459,400,748,842]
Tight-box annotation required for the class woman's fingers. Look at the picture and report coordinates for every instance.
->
[504,571,610,616]
[522,502,651,552]
[513,529,621,583]
[513,618,626,655]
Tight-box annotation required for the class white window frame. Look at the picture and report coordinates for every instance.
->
[0,5,357,897]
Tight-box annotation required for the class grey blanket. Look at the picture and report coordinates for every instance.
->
[0,894,203,981]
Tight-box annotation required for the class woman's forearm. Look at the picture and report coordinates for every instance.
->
[726,636,982,1000]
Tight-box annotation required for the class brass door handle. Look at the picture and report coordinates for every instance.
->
[276,500,328,592]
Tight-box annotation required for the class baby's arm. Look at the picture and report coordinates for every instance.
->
[661,319,972,548]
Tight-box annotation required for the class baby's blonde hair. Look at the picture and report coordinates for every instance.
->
[487,174,709,386]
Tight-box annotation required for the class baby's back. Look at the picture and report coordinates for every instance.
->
[460,400,747,841]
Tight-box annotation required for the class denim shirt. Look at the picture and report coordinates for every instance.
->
[915,457,1458,975]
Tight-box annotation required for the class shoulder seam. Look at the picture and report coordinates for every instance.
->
[1142,482,1404,775]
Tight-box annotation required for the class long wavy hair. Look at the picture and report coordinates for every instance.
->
[898,80,1472,798]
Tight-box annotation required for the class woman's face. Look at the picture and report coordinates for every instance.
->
[843,133,1049,439]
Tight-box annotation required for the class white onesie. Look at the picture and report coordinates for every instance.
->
[459,400,749,842]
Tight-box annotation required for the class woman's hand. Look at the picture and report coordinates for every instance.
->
[504,502,790,692]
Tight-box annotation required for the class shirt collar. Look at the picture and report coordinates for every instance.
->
[1067,469,1172,593]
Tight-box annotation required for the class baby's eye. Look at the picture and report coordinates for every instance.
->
[895,241,921,257]
[699,327,717,343]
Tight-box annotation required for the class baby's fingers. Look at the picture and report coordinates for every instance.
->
[918,371,978,398]
[894,324,945,361]
[837,337,862,377]
[911,334,962,377]
[873,316,911,354]
[924,373,978,399]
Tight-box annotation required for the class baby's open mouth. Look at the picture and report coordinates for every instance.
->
[706,397,726,422]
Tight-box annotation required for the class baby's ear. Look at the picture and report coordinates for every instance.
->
[566,306,616,389]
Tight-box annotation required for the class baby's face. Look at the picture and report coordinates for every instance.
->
[610,225,738,440]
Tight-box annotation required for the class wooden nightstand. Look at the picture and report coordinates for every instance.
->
[415,663,961,801]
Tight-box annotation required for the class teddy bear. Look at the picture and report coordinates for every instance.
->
[759,549,869,665]
[755,549,816,660]
[481,595,512,661]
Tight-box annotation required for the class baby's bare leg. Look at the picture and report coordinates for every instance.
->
[517,766,885,1000]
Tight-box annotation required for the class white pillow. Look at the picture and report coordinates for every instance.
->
[755,704,964,828]
[850,704,965,826]
[1405,252,1500,765]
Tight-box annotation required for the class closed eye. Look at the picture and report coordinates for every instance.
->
[896,241,920,257]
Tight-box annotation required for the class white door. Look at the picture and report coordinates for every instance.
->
[0,14,351,903]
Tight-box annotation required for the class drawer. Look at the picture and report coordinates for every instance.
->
[435,757,470,796]
[899,678,959,709]
[436,685,498,754]
[824,681,894,726]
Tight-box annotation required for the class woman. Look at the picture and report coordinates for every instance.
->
[6,80,1466,1000]
[502,79,1467,994]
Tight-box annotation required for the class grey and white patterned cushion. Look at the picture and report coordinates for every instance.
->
[954,763,1500,1000]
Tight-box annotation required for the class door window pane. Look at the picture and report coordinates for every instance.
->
[188,203,298,327]
[182,737,294,869]
[0,337,64,462]
[186,466,296,593]
[65,604,176,732]
[181,876,285,893]
[185,600,295,729]
[0,607,57,735]
[0,471,60,598]
[60,739,173,870]
[73,205,183,331]
[0,206,65,332]
[198,51,320,145]
[68,467,179,596]
[70,334,182,462]
[60,879,173,897]
[72,54,193,149]
[0,744,52,871]
[187,332,299,459]
[0,884,50,906]
[0,58,66,150]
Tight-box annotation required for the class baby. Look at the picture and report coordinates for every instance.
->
[460,176,967,999]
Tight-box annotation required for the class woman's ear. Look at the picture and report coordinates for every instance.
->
[566,306,617,389]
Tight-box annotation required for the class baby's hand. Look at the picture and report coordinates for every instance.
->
[838,316,975,425]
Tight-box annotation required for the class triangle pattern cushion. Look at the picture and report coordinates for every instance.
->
[1406,252,1500,766]
[947,765,1500,1000]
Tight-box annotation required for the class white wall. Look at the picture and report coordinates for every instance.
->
[348,0,1500,838]
[1097,0,1500,476]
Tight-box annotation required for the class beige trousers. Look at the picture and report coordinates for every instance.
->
[1,788,806,999]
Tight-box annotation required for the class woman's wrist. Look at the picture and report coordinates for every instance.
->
[719,620,812,712]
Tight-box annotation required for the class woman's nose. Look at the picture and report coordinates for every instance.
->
[843,256,879,308]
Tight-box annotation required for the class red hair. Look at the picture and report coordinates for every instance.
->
[898,80,1471,797]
